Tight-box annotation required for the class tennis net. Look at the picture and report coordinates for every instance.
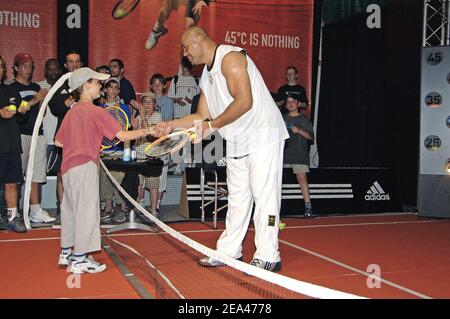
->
[100,159,365,299]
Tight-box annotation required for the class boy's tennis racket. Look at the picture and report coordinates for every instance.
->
[101,106,130,150]
[144,127,197,157]
[112,0,140,19]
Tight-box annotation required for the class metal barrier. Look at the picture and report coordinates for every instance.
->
[200,168,228,229]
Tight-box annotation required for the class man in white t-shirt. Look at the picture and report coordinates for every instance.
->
[156,26,288,272]
[168,57,199,119]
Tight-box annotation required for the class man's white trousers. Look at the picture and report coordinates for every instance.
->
[216,141,284,263]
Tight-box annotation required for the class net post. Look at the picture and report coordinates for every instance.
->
[200,167,205,223]
[213,170,218,230]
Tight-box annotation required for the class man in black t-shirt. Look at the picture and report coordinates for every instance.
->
[9,53,56,225]
[48,51,82,210]
[275,66,308,113]
[108,59,137,106]
[0,55,27,232]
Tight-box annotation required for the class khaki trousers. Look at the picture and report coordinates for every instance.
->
[61,161,101,254]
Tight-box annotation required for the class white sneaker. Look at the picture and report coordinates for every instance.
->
[198,257,226,267]
[58,252,73,266]
[30,209,56,223]
[68,256,107,274]
[198,256,243,267]
[151,209,160,219]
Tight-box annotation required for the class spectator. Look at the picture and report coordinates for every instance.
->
[37,58,62,175]
[95,64,111,105]
[150,73,173,214]
[275,66,308,113]
[133,92,162,220]
[9,53,56,224]
[108,58,136,106]
[48,51,83,212]
[0,54,28,232]
[99,77,132,224]
[283,93,315,218]
[168,56,200,119]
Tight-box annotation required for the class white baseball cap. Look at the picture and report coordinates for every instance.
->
[68,67,110,92]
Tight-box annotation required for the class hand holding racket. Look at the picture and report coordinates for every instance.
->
[154,121,174,137]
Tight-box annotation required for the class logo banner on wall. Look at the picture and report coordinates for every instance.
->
[0,0,57,81]
[89,0,314,100]
[57,0,89,67]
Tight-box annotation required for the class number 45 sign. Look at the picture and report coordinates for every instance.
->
[427,50,443,65]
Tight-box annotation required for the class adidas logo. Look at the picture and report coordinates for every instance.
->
[365,181,390,201]
[216,157,227,167]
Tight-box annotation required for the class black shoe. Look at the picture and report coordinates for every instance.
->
[0,216,8,230]
[112,210,127,224]
[7,217,27,233]
[250,258,281,272]
[100,209,113,221]
[137,211,154,225]
[304,206,316,218]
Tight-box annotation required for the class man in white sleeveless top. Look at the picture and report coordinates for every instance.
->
[156,26,288,272]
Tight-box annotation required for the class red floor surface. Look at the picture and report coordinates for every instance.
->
[1,213,449,299]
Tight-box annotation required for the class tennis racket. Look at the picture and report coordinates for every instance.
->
[112,0,140,19]
[144,127,197,157]
[101,106,130,150]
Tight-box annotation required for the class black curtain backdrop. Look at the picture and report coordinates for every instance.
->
[317,0,422,206]
[57,0,89,68]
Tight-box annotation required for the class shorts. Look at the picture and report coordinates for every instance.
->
[47,145,62,175]
[99,167,125,205]
[139,175,160,191]
[284,164,310,174]
[21,134,47,183]
[0,153,23,184]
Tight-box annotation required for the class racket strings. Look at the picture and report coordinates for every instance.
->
[145,133,189,157]
[101,106,129,150]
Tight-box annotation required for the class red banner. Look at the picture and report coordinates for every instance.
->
[89,0,314,99]
[0,0,57,81]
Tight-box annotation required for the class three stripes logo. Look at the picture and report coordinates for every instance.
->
[365,181,390,201]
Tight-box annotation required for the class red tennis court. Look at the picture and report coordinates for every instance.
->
[1,212,449,299]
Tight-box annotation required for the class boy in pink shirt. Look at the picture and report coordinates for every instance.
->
[55,68,155,273]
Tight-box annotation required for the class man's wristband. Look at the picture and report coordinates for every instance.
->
[208,121,214,131]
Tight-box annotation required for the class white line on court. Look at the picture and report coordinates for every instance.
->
[0,219,446,243]
[277,238,433,299]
